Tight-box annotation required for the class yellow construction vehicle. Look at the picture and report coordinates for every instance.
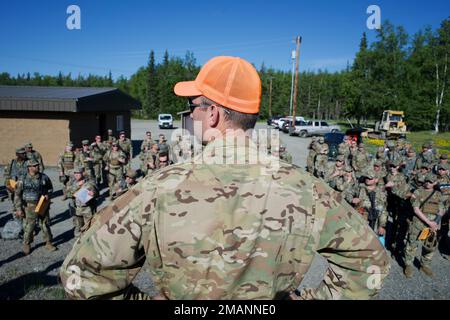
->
[369,110,407,139]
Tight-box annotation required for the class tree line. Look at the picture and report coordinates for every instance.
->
[0,18,448,132]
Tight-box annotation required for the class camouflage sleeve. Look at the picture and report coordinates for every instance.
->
[391,176,410,199]
[60,181,149,299]
[411,190,422,208]
[297,184,390,300]
[13,180,23,210]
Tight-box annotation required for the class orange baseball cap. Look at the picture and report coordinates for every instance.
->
[174,56,261,114]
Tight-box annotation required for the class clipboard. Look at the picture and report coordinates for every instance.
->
[74,187,93,205]
[35,195,50,216]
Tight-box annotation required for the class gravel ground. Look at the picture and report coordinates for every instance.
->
[0,120,449,300]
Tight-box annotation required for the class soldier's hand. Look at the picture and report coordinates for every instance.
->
[352,198,361,205]
[88,190,94,197]
[428,221,438,232]
[385,181,394,188]
[15,210,24,218]
[78,180,85,186]
[44,195,49,201]
[377,227,386,236]
[105,166,109,171]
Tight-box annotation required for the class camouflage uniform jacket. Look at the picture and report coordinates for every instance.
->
[386,150,403,166]
[103,150,127,169]
[58,151,76,174]
[14,172,53,210]
[4,158,28,187]
[75,150,94,172]
[324,165,345,190]
[411,188,445,219]
[352,151,371,173]
[90,143,106,163]
[414,151,437,171]
[403,156,417,179]
[140,138,153,155]
[60,138,390,300]
[437,174,450,207]
[385,172,411,200]
[356,185,388,228]
[118,138,133,159]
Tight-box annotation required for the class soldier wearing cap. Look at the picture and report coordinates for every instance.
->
[404,173,446,278]
[340,166,360,206]
[433,153,449,174]
[4,147,28,212]
[414,142,438,172]
[355,169,388,233]
[385,140,403,169]
[61,56,389,300]
[306,137,318,173]
[106,129,117,148]
[436,162,450,260]
[337,136,351,164]
[111,169,138,200]
[14,159,55,255]
[313,143,330,179]
[141,143,159,176]
[139,131,153,161]
[324,154,346,191]
[411,163,431,191]
[351,143,371,179]
[385,158,414,255]
[66,166,98,237]
[24,142,45,173]
[117,131,133,170]
[58,142,76,200]
[375,146,387,164]
[75,140,95,181]
[373,159,387,186]
[90,135,107,185]
[403,148,417,178]
[103,141,127,199]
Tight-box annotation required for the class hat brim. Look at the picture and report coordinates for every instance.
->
[174,81,202,97]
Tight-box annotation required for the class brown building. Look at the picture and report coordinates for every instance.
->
[0,85,141,166]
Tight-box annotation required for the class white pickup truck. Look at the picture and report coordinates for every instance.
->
[293,120,340,137]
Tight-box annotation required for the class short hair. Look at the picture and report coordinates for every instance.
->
[201,96,259,131]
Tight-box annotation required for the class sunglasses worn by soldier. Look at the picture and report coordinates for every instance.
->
[187,97,230,115]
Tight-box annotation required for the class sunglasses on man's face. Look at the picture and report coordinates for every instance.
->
[187,98,230,115]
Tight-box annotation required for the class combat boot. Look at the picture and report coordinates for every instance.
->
[403,265,413,278]
[23,243,31,255]
[45,241,57,252]
[420,266,434,277]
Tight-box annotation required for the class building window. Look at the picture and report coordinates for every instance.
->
[116,115,124,131]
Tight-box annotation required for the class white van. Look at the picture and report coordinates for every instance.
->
[158,114,173,129]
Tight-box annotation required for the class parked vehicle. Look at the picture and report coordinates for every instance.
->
[277,116,306,130]
[158,114,173,129]
[267,115,283,126]
[281,120,307,134]
[293,120,340,137]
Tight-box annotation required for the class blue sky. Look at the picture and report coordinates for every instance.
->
[0,0,449,79]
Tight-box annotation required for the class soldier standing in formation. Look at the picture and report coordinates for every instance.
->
[66,167,98,237]
[351,143,371,179]
[90,135,107,186]
[140,131,153,157]
[117,131,133,171]
[313,143,329,179]
[24,142,45,172]
[404,173,446,278]
[140,143,159,176]
[106,129,116,149]
[14,160,56,255]
[58,142,76,200]
[76,140,95,181]
[103,142,127,199]
[4,148,28,214]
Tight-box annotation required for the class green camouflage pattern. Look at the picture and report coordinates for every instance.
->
[60,138,390,300]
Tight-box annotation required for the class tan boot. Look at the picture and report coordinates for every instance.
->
[23,244,31,255]
[403,265,413,278]
[420,265,434,277]
[45,241,57,252]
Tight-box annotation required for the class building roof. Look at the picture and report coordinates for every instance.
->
[0,85,141,112]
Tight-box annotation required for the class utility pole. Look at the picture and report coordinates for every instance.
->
[291,36,302,133]
[289,50,296,116]
[268,77,273,118]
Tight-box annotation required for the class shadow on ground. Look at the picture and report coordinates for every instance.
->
[0,260,63,300]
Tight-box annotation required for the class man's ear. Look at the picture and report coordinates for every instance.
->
[208,105,220,128]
